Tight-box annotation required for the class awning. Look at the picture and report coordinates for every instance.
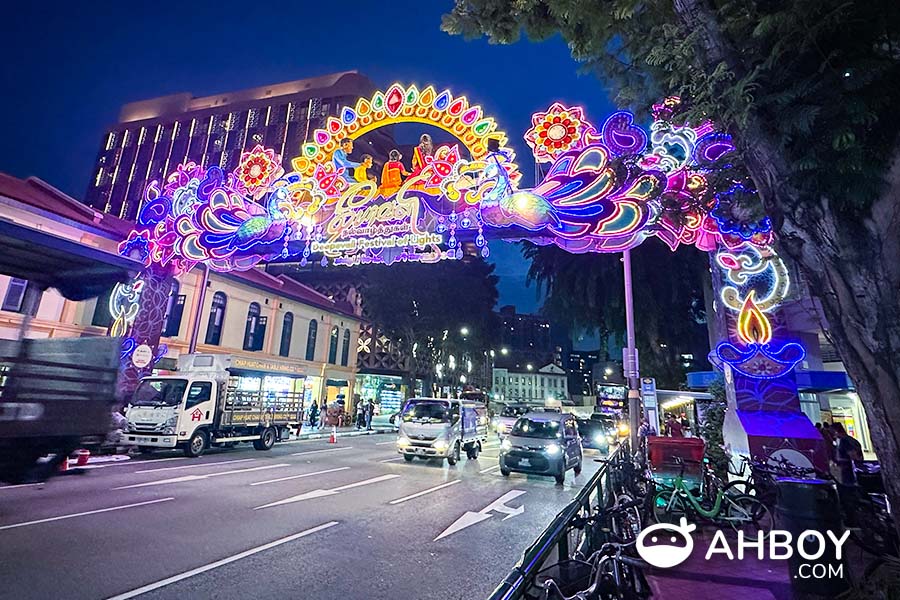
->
[736,410,821,440]
[0,218,140,300]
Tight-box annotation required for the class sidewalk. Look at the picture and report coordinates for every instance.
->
[645,529,793,600]
[292,416,396,441]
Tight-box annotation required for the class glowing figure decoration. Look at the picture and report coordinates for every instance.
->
[109,277,145,337]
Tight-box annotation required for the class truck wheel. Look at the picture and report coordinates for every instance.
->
[447,443,460,466]
[253,427,276,451]
[403,454,415,462]
[184,430,208,457]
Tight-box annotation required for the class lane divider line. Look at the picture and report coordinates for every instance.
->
[134,458,255,474]
[479,464,502,474]
[291,447,353,457]
[0,497,175,532]
[250,467,351,487]
[374,441,396,446]
[378,457,403,463]
[105,521,339,600]
[388,480,460,505]
[114,464,289,490]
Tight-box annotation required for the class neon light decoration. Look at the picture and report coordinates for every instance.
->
[712,293,806,380]
[118,84,803,378]
[109,277,144,337]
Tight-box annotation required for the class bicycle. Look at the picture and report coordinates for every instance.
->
[572,497,646,559]
[652,458,772,541]
[541,541,651,600]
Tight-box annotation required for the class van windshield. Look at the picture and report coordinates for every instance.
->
[511,418,561,439]
[131,379,188,407]
[501,405,529,418]
[402,401,450,423]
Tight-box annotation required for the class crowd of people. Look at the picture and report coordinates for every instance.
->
[305,396,377,431]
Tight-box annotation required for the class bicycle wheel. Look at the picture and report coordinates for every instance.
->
[726,495,772,541]
[652,490,688,525]
[611,495,642,542]
[722,479,758,498]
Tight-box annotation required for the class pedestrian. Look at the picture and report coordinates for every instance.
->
[319,400,328,429]
[366,398,375,431]
[820,422,836,459]
[356,399,366,430]
[831,422,862,486]
[637,417,656,451]
[666,413,684,438]
[680,413,690,436]
[308,402,319,428]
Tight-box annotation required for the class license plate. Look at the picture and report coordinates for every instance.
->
[135,436,152,443]
[519,458,530,467]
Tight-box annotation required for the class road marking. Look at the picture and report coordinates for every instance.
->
[388,480,460,505]
[378,457,403,463]
[115,464,289,490]
[250,467,351,486]
[134,458,255,474]
[375,440,396,446]
[291,447,353,457]
[434,490,526,541]
[105,521,339,600]
[254,474,400,509]
[479,464,501,474]
[0,483,41,491]
[0,497,175,532]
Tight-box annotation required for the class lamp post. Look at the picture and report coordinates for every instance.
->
[622,249,640,451]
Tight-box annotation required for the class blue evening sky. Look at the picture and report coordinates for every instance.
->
[0,1,616,314]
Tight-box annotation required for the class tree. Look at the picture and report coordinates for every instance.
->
[524,240,711,389]
[444,0,900,532]
[361,256,500,396]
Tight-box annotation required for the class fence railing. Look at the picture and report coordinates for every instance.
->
[486,443,627,600]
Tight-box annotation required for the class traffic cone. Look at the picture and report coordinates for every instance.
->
[328,425,337,444]
[58,453,69,472]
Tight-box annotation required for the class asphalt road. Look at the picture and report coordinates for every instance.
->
[0,433,604,600]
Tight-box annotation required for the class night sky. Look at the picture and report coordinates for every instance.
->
[0,1,615,314]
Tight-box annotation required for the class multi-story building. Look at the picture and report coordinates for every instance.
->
[0,173,361,407]
[567,350,600,396]
[494,305,553,370]
[492,364,568,404]
[84,71,393,220]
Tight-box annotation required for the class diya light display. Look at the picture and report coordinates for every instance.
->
[114,84,805,390]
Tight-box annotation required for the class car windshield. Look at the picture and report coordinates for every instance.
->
[577,420,602,435]
[402,401,450,423]
[131,379,188,407]
[511,418,561,439]
[501,405,529,418]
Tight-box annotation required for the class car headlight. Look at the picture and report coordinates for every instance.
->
[501,438,512,451]
[544,444,561,455]
[618,423,630,435]
[397,436,411,447]
[594,433,606,445]
[433,439,449,451]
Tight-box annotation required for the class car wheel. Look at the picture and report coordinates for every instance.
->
[253,427,276,451]
[403,454,415,462]
[447,443,460,466]
[500,465,511,477]
[184,430,208,458]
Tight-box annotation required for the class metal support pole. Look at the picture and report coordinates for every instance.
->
[622,250,640,451]
[187,265,210,354]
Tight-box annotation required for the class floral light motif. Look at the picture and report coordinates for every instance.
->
[235,145,283,198]
[524,103,594,163]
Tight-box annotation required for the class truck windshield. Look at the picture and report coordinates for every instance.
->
[402,401,450,423]
[131,379,188,407]
[511,418,561,439]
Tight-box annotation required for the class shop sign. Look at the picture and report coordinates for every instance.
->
[232,357,304,375]
[132,344,153,368]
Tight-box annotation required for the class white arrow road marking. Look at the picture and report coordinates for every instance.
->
[114,464,289,490]
[249,467,350,486]
[254,474,400,510]
[291,447,354,457]
[434,490,526,541]
[378,457,403,463]
[389,480,460,505]
[105,521,339,600]
[0,497,175,531]
[134,458,255,474]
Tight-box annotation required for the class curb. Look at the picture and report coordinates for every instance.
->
[289,427,396,441]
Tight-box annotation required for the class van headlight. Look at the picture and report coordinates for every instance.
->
[544,444,561,455]
[501,438,512,451]
[433,439,449,451]
[397,436,411,447]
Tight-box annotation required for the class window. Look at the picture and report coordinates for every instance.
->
[91,286,114,327]
[279,312,294,357]
[305,319,318,361]
[205,292,227,345]
[328,326,339,364]
[185,382,212,409]
[243,302,262,351]
[2,278,38,314]
[162,280,185,337]
[340,329,351,366]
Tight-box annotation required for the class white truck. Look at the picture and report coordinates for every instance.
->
[124,354,303,457]
[396,397,489,465]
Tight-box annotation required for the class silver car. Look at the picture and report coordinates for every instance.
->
[499,411,583,485]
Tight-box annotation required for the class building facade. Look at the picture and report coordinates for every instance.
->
[494,305,553,370]
[84,71,393,220]
[0,174,360,408]
[567,350,600,396]
[492,364,568,405]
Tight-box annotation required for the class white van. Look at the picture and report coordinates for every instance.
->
[396,397,488,465]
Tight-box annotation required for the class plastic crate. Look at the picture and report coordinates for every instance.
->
[647,436,705,468]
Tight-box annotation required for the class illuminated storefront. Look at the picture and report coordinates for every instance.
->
[355,374,419,415]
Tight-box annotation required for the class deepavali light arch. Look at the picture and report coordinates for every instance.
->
[115,84,805,390]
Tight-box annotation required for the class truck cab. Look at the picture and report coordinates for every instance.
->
[396,397,488,465]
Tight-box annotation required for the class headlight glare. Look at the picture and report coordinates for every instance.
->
[544,443,561,456]
[433,439,449,451]
[501,438,512,451]
[397,436,411,446]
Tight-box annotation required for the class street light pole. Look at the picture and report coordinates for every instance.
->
[622,249,640,451]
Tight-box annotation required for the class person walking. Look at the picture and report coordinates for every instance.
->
[308,401,319,428]
[666,414,684,438]
[356,399,366,430]
[831,422,863,524]
[318,400,328,430]
[820,421,837,460]
[365,398,375,431]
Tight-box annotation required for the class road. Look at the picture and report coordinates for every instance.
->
[0,433,603,600]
